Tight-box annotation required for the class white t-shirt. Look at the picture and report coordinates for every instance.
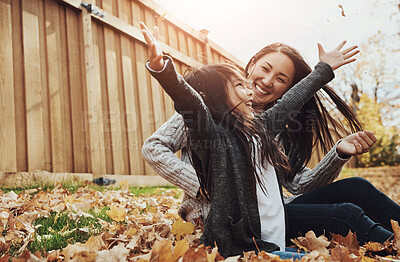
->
[254,141,286,251]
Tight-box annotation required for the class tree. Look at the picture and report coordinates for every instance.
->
[332,0,400,166]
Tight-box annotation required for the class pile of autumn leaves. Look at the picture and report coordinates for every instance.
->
[1,182,400,261]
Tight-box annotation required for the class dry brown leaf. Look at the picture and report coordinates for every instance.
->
[69,251,97,262]
[78,234,107,252]
[96,243,130,262]
[300,250,326,261]
[331,231,360,253]
[106,204,127,222]
[330,245,361,262]
[338,4,346,17]
[46,250,61,262]
[363,241,386,252]
[171,218,195,238]
[291,231,330,257]
[391,219,400,254]
[360,256,378,262]
[11,250,44,262]
[182,245,208,262]
[149,240,175,262]
[173,239,189,259]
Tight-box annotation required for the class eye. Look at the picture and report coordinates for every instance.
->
[261,66,270,72]
[277,77,286,83]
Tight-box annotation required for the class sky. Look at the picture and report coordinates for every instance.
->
[151,0,398,66]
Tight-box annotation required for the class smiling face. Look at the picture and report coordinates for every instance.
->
[247,52,295,110]
[227,77,254,120]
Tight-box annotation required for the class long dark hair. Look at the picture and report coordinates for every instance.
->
[244,43,362,183]
[184,63,289,200]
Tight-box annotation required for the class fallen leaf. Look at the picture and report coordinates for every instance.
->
[106,204,127,222]
[78,234,107,252]
[182,245,208,262]
[173,239,189,260]
[291,231,330,257]
[171,218,194,238]
[96,243,129,262]
[363,241,386,252]
[391,220,400,255]
[331,245,360,262]
[331,231,360,253]
[149,240,175,262]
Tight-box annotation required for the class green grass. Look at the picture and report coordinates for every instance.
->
[0,183,179,256]
[0,182,179,196]
[7,208,108,256]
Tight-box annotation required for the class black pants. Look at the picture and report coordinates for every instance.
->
[285,177,396,245]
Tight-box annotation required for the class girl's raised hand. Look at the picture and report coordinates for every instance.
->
[140,22,164,71]
[337,130,377,158]
[317,41,359,71]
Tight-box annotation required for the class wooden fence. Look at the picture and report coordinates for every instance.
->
[0,0,244,176]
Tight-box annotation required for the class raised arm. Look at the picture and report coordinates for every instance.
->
[142,112,200,198]
[260,41,359,136]
[140,22,213,138]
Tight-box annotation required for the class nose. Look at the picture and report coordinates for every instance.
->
[247,88,253,97]
[261,76,273,87]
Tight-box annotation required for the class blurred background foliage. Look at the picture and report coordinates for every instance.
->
[333,0,400,167]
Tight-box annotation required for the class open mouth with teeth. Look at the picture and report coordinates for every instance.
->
[245,100,254,112]
[254,83,269,95]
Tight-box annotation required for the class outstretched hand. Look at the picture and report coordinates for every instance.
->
[140,22,164,71]
[318,41,359,71]
[337,130,377,158]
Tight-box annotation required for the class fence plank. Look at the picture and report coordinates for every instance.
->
[131,1,141,28]
[0,0,17,172]
[135,43,156,175]
[66,7,87,172]
[59,6,74,172]
[94,23,113,174]
[38,0,52,171]
[178,30,188,56]
[167,23,179,50]
[11,0,27,171]
[46,0,67,172]
[80,0,107,176]
[22,0,46,171]
[120,36,144,175]
[104,28,128,174]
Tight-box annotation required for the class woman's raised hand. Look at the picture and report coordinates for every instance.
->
[140,22,164,71]
[337,130,377,158]
[317,41,360,71]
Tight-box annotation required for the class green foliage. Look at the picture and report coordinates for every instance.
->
[356,94,400,167]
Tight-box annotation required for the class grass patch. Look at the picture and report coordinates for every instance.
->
[130,186,179,197]
[26,207,112,255]
[0,183,179,196]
